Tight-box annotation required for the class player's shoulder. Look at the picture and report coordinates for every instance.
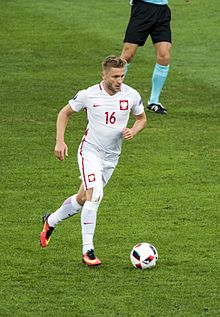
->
[84,83,101,94]
[71,83,101,104]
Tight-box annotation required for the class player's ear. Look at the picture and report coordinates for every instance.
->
[102,70,106,80]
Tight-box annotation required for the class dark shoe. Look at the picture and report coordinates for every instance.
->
[147,103,167,115]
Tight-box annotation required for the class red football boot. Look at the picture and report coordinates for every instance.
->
[82,249,102,266]
[40,213,54,248]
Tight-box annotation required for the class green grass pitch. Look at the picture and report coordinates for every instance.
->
[0,0,220,316]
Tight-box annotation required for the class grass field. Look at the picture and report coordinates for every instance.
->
[0,0,220,316]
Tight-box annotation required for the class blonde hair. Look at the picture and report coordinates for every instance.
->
[102,55,126,71]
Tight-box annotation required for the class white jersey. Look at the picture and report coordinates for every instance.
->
[68,81,144,156]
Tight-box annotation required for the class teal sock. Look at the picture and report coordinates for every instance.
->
[149,63,170,104]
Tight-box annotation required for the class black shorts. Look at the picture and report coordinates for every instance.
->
[123,1,172,46]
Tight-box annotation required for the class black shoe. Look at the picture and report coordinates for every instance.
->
[147,103,167,115]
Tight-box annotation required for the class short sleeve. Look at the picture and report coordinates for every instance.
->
[131,90,145,116]
[68,89,87,112]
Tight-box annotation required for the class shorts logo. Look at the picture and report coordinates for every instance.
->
[88,173,96,182]
[120,100,128,110]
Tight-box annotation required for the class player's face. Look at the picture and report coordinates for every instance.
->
[102,67,125,95]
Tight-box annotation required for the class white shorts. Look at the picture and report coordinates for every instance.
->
[78,140,119,190]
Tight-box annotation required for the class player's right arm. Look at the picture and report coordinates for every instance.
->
[54,104,75,161]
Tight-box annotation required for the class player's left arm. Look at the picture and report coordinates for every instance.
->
[122,111,147,140]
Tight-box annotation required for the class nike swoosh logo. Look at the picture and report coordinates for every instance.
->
[93,104,102,107]
[83,222,94,225]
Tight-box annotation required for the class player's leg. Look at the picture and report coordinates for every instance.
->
[121,1,150,76]
[148,42,171,114]
[121,43,138,75]
[80,147,119,266]
[40,185,84,248]
[81,156,118,264]
[147,5,172,114]
[48,189,84,227]
[155,41,171,67]
[81,184,103,266]
[78,141,104,265]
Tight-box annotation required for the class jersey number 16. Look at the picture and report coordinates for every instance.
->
[105,112,116,125]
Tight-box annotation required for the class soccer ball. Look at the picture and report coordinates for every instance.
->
[130,242,158,269]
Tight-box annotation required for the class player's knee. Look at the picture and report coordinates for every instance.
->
[76,195,86,206]
[76,191,86,206]
[157,52,170,66]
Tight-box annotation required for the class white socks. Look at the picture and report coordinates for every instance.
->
[81,201,99,254]
[47,197,100,255]
[48,194,82,228]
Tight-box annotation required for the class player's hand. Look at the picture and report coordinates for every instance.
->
[122,128,134,140]
[54,140,68,161]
